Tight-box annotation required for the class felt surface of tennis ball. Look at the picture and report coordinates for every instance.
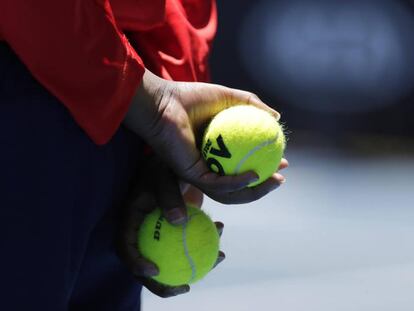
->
[202,105,286,187]
[137,205,220,286]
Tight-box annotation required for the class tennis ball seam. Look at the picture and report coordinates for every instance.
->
[138,206,219,286]
[234,132,280,174]
[182,214,197,283]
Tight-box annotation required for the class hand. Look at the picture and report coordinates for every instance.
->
[124,70,288,204]
[116,157,225,298]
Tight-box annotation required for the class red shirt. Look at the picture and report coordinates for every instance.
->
[0,0,217,145]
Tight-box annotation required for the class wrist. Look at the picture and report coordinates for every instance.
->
[123,69,168,139]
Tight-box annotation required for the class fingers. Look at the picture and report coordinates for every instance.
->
[279,158,289,170]
[213,251,226,269]
[117,214,160,278]
[189,156,287,204]
[117,190,161,278]
[120,244,159,278]
[225,88,280,120]
[155,170,188,225]
[147,158,188,225]
[187,159,259,193]
[215,221,224,237]
[185,157,286,204]
[182,151,288,206]
[182,184,204,208]
[140,277,190,298]
[198,171,258,193]
[120,192,154,245]
[137,221,226,298]
[213,222,225,269]
[205,173,285,205]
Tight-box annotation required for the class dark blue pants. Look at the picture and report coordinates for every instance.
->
[0,43,143,310]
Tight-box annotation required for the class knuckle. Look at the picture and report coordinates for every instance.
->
[250,92,260,100]
[246,91,260,103]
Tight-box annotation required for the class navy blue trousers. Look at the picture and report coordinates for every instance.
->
[0,43,143,310]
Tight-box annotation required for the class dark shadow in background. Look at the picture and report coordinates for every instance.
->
[211,0,414,151]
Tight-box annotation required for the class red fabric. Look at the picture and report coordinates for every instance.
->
[0,0,217,145]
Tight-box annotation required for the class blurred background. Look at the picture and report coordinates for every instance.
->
[144,0,414,309]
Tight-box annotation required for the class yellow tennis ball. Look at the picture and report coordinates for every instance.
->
[202,105,286,187]
[137,205,220,286]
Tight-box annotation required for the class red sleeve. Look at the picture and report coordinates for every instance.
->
[0,0,145,145]
[125,0,217,83]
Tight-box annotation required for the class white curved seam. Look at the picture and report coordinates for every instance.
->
[234,132,280,174]
[183,215,196,283]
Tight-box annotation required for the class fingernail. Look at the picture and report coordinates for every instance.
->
[218,251,226,262]
[275,173,286,184]
[166,208,187,225]
[215,222,224,236]
[213,251,226,268]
